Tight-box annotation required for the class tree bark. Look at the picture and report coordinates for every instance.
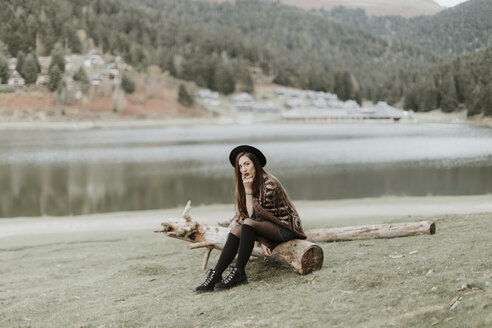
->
[305,221,435,242]
[156,209,323,275]
[156,202,434,275]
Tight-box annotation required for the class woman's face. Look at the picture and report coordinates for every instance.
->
[238,155,255,180]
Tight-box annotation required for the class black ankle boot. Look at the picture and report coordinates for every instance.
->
[195,269,222,294]
[214,266,248,291]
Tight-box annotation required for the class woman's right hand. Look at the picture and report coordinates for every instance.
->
[242,175,254,194]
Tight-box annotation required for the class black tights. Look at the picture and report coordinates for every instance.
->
[214,219,284,274]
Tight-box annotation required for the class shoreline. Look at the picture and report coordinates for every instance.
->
[0,110,491,130]
[1,194,491,240]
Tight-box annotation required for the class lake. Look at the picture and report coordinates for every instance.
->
[1,123,492,217]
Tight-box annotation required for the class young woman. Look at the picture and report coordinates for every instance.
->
[195,145,306,293]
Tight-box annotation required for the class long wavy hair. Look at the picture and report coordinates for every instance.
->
[234,152,266,220]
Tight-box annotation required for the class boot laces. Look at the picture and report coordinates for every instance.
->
[224,267,238,284]
[203,270,216,286]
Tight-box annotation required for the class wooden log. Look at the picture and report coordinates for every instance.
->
[271,239,324,275]
[201,247,212,270]
[187,238,323,275]
[156,208,323,275]
[156,202,434,275]
[305,221,435,242]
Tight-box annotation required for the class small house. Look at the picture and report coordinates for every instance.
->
[8,71,25,88]
[8,58,17,74]
[84,49,105,69]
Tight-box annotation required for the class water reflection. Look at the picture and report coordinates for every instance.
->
[0,162,234,217]
[1,124,492,217]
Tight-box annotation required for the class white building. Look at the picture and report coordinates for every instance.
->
[8,71,25,87]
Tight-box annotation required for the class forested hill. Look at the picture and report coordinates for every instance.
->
[317,7,423,37]
[132,0,439,100]
[402,45,492,117]
[397,0,492,57]
[1,0,490,117]
[203,0,444,17]
[319,0,492,58]
[0,0,438,101]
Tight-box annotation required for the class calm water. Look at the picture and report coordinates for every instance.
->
[1,123,492,217]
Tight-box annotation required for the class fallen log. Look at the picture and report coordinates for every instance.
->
[155,201,323,275]
[156,202,435,274]
[305,221,435,242]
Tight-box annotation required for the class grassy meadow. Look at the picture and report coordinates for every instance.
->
[0,202,491,327]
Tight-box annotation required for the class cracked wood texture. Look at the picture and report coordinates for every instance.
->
[305,221,435,242]
[158,218,323,275]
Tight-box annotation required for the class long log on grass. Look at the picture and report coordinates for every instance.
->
[155,201,323,275]
[305,221,435,242]
[156,202,434,274]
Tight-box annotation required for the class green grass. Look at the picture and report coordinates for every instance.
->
[0,85,16,93]
[1,213,491,327]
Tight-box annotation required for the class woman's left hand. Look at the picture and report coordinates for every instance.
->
[261,243,272,257]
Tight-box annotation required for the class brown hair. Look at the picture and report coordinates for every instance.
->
[234,152,266,220]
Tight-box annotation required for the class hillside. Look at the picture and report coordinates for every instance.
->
[320,0,492,57]
[199,0,443,17]
[280,0,443,17]
[0,0,439,102]
[1,0,490,118]
[135,0,439,100]
[317,7,423,37]
[401,45,492,117]
[397,0,492,57]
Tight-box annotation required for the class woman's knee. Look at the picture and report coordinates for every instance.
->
[242,218,256,227]
[230,225,241,237]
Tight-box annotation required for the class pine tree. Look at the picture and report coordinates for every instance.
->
[0,56,8,84]
[49,43,65,73]
[467,86,482,117]
[354,90,362,106]
[0,41,8,56]
[16,51,25,74]
[178,84,193,107]
[235,61,254,93]
[121,73,136,94]
[453,58,468,103]
[439,72,458,113]
[21,54,39,85]
[334,71,354,101]
[482,84,492,116]
[420,86,439,112]
[470,84,492,117]
[403,86,420,111]
[73,66,90,93]
[30,51,41,73]
[48,65,62,91]
[214,64,235,95]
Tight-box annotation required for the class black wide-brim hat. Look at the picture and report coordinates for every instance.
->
[229,145,267,167]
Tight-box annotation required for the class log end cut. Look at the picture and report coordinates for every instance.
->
[429,221,436,235]
[273,240,324,275]
[300,244,324,275]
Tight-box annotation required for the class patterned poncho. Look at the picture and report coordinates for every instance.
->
[236,174,306,248]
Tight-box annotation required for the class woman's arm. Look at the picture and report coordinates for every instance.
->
[243,177,254,217]
[245,193,253,217]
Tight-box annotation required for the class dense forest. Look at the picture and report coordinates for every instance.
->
[402,46,492,117]
[133,0,441,102]
[319,0,492,57]
[317,7,420,37]
[318,0,492,116]
[0,0,491,116]
[0,0,439,100]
